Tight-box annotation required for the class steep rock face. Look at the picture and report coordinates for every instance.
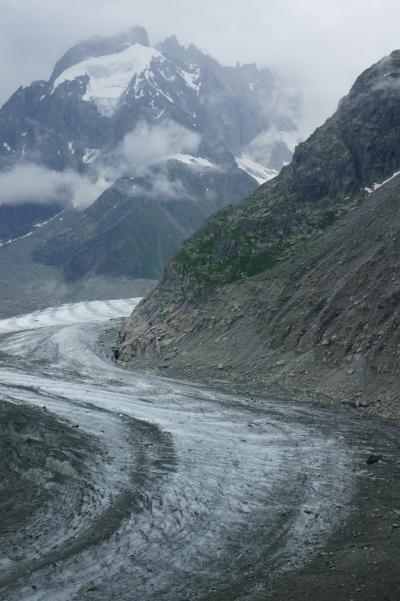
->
[120,51,400,395]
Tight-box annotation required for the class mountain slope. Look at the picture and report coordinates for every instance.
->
[33,158,256,281]
[120,50,400,415]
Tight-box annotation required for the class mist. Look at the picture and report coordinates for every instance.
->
[106,120,200,179]
[0,120,201,208]
[0,163,109,208]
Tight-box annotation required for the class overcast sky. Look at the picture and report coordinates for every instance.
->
[1,0,400,136]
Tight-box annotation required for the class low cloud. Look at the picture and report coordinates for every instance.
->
[0,163,109,208]
[246,127,302,169]
[372,73,400,93]
[149,172,189,199]
[106,120,201,178]
[128,173,190,201]
[0,120,200,208]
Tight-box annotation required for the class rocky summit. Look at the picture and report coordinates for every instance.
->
[120,50,400,418]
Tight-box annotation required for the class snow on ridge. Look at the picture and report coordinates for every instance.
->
[0,212,63,250]
[169,154,215,168]
[177,66,201,94]
[235,155,278,185]
[82,148,101,164]
[51,42,203,117]
[365,169,400,195]
[52,43,163,117]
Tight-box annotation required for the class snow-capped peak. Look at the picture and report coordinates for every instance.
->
[52,43,163,117]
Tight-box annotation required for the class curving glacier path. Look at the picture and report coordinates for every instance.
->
[0,299,389,600]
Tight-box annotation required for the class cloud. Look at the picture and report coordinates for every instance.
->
[106,120,200,178]
[109,120,202,201]
[371,71,400,93]
[130,172,190,201]
[149,173,189,199]
[0,163,109,208]
[246,128,301,169]
[0,120,199,208]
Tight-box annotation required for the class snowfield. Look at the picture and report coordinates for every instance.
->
[53,43,163,116]
[52,42,202,118]
[235,154,278,184]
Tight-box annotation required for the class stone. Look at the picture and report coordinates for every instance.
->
[366,454,383,465]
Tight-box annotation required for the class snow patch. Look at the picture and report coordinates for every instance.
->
[235,155,278,185]
[132,75,145,99]
[177,66,201,94]
[169,154,215,168]
[52,43,163,117]
[0,213,62,249]
[3,142,11,152]
[0,231,34,248]
[82,148,101,164]
[365,169,400,194]
[144,68,174,103]
[154,108,166,120]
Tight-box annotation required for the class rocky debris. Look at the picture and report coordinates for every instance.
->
[366,454,384,465]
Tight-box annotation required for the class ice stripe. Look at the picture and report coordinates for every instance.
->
[0,298,140,334]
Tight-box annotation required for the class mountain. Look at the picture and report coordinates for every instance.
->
[0,26,297,234]
[0,24,297,172]
[0,27,299,313]
[120,50,400,416]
